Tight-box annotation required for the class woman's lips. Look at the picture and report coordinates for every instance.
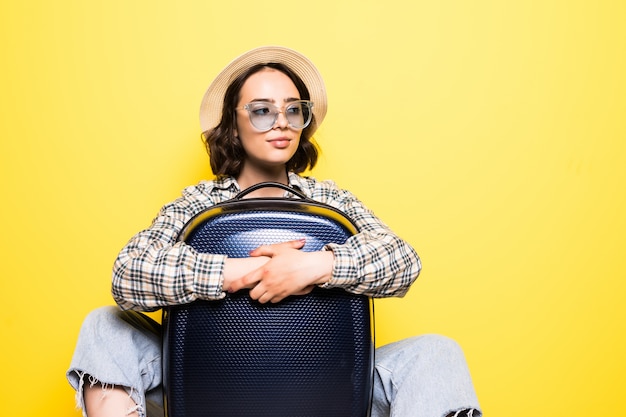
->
[268,138,291,148]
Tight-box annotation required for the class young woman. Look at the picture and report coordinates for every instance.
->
[67,46,482,417]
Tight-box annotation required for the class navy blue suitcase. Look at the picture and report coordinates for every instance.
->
[163,182,374,417]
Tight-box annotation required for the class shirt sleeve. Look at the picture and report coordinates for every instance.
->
[111,185,229,311]
[315,181,422,298]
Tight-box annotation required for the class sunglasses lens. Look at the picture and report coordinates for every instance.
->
[285,102,308,128]
[247,103,276,131]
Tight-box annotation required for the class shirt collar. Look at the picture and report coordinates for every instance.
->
[287,172,311,197]
[211,176,240,192]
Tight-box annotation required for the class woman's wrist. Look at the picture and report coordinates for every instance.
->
[222,256,270,292]
[311,250,335,286]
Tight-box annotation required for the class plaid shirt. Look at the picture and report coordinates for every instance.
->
[112,173,421,311]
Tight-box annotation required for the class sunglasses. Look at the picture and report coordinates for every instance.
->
[239,100,314,132]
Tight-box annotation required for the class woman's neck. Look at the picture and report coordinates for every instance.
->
[236,165,290,197]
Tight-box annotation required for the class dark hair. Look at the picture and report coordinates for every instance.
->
[202,63,319,177]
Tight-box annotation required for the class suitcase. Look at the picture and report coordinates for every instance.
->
[163,182,374,417]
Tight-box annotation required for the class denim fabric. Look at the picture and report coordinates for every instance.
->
[67,307,164,417]
[371,335,481,417]
[67,306,481,417]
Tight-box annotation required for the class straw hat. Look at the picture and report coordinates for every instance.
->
[199,46,327,134]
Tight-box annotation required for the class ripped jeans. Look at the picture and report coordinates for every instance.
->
[67,306,482,417]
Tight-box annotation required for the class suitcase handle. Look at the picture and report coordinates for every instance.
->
[235,182,309,201]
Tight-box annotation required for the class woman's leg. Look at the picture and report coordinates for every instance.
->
[67,306,164,417]
[370,334,482,417]
[84,383,140,417]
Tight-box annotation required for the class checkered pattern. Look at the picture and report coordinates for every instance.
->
[112,173,421,311]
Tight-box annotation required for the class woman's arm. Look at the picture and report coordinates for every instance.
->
[111,183,249,311]
[111,206,223,311]
[308,179,422,298]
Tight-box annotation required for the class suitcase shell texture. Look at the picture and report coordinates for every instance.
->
[163,183,374,417]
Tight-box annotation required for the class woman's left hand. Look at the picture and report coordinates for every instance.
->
[227,239,334,303]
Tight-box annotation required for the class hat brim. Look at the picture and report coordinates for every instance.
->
[200,46,327,135]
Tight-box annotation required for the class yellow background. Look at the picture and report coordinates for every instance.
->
[1,1,624,416]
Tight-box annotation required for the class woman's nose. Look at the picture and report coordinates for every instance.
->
[273,110,289,129]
